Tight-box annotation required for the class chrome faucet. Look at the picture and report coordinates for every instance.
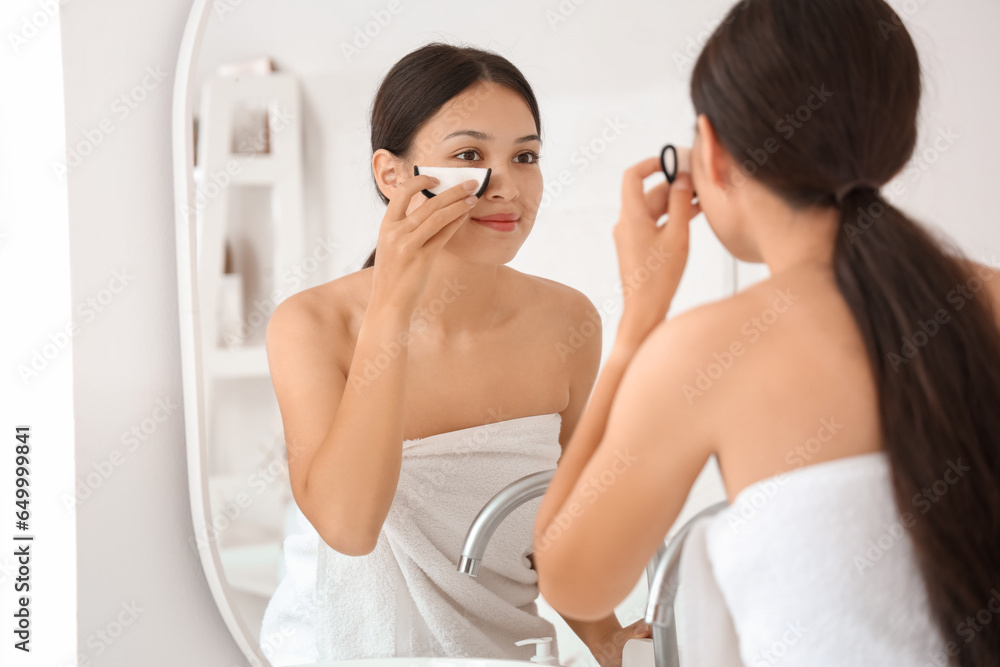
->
[645,501,729,667]
[456,470,723,667]
[456,468,671,586]
[457,469,555,576]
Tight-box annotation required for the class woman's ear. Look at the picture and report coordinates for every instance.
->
[695,113,730,191]
[372,148,404,201]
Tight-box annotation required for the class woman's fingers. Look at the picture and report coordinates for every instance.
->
[644,180,670,222]
[412,194,476,246]
[423,207,472,252]
[384,174,439,221]
[621,156,666,217]
[403,179,479,230]
[660,172,695,248]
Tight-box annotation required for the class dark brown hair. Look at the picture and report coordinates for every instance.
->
[362,42,541,269]
[692,0,1000,663]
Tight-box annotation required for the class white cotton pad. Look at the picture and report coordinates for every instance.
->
[659,145,691,183]
[413,165,492,198]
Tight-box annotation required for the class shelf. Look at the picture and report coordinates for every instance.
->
[206,344,270,378]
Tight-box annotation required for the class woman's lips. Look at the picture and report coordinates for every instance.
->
[472,213,519,232]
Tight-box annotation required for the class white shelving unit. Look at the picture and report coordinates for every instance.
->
[194,71,304,389]
[193,71,304,609]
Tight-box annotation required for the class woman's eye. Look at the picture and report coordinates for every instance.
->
[514,151,541,164]
[455,150,481,161]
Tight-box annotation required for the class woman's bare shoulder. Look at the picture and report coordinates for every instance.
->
[639,267,855,396]
[501,266,601,325]
[267,268,373,348]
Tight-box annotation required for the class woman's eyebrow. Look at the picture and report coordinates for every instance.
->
[442,129,489,141]
[441,129,541,144]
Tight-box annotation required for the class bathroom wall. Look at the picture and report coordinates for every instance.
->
[0,3,75,665]
[57,0,246,664]
[40,0,1000,665]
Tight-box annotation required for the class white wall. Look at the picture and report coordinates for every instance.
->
[57,0,249,664]
[0,2,75,666]
[41,0,1000,664]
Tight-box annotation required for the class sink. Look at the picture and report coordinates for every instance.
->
[623,637,654,667]
[286,659,537,667]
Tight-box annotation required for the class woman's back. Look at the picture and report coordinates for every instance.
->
[706,260,1000,501]
[678,258,1000,662]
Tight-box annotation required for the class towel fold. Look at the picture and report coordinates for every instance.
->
[312,412,564,662]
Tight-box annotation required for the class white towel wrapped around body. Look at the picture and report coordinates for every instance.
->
[257,500,322,664]
[675,451,948,666]
[260,411,563,664]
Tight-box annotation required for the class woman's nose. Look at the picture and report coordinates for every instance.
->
[483,165,518,200]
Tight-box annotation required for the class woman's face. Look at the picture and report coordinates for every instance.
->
[382,81,543,266]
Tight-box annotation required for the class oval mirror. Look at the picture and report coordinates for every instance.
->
[171,2,734,665]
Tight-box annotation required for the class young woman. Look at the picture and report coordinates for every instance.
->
[259,43,649,666]
[534,1,1000,665]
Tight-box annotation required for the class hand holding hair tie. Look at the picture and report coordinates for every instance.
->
[613,155,701,348]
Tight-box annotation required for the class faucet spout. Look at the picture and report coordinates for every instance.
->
[457,469,556,577]
[645,501,729,667]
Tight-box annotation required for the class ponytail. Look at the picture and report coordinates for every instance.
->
[363,247,376,269]
[834,188,1000,665]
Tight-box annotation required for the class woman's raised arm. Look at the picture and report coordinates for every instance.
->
[267,175,479,556]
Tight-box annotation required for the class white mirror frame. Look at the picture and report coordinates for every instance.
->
[171,0,270,665]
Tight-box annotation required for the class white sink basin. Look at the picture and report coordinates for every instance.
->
[288,659,536,667]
